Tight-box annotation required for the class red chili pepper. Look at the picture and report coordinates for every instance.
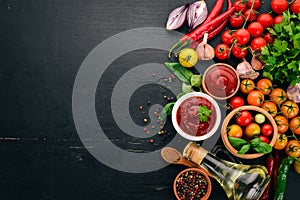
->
[274,150,281,190]
[202,0,225,26]
[260,155,275,200]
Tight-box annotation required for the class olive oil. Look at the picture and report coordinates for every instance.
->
[183,142,270,200]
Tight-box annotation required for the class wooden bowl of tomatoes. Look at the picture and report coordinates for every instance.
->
[221,105,278,159]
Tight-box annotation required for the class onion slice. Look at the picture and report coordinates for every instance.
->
[187,0,208,30]
[166,4,189,30]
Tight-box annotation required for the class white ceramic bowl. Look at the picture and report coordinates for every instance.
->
[172,92,221,141]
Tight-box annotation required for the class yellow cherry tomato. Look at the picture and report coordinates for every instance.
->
[178,48,198,68]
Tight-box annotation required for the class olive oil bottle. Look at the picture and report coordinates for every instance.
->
[183,142,270,200]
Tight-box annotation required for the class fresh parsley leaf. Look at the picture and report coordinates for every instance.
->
[197,106,211,123]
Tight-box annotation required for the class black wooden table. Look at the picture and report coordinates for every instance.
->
[0,0,299,199]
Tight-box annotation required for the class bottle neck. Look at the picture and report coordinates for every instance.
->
[183,142,208,165]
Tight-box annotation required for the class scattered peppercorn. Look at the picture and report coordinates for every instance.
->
[143,118,148,123]
[139,105,143,110]
[149,139,154,144]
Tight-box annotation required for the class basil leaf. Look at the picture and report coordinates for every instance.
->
[238,144,251,154]
[191,74,202,87]
[165,62,193,84]
[250,138,262,147]
[176,92,185,100]
[252,142,272,154]
[159,102,175,120]
[228,137,248,150]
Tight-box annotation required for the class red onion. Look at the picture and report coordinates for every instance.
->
[187,0,208,30]
[166,4,189,30]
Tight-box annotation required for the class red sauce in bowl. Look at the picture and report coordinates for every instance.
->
[204,64,238,98]
[176,96,217,136]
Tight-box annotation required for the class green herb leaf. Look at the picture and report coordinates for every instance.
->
[238,144,251,154]
[176,92,185,100]
[182,82,194,93]
[228,137,248,150]
[165,62,193,84]
[159,102,175,121]
[191,74,202,88]
[250,138,262,147]
[197,106,211,123]
[250,138,272,154]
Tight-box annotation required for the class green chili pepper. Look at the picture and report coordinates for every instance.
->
[274,157,295,200]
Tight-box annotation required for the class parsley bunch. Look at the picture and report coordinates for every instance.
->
[260,11,300,86]
[197,106,211,123]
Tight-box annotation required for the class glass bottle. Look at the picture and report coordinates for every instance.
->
[183,142,270,200]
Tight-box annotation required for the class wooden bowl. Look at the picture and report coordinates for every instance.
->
[202,63,240,100]
[173,168,212,200]
[221,106,278,159]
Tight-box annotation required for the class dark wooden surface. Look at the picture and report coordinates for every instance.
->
[0,0,299,199]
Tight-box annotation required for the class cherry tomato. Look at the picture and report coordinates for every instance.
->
[261,102,278,117]
[243,9,257,22]
[270,88,287,105]
[285,140,300,157]
[257,13,273,29]
[263,33,274,44]
[274,115,289,133]
[261,124,274,137]
[290,117,300,135]
[248,22,264,37]
[179,48,198,68]
[248,0,261,10]
[255,113,266,124]
[291,0,300,14]
[256,78,273,94]
[235,29,251,45]
[250,37,267,51]
[281,101,299,119]
[232,44,248,59]
[274,133,288,150]
[227,124,243,138]
[230,13,245,28]
[245,123,261,138]
[215,43,230,60]
[230,96,245,110]
[247,90,264,107]
[234,0,247,12]
[274,15,283,24]
[258,135,270,144]
[221,30,235,45]
[236,110,252,127]
[271,0,289,14]
[240,79,255,94]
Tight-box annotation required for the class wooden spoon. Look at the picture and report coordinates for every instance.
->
[161,147,212,177]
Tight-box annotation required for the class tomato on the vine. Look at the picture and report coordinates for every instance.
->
[234,0,247,12]
[240,79,255,94]
[290,117,300,135]
[285,140,300,157]
[215,43,230,60]
[248,0,261,10]
[230,96,245,110]
[274,115,289,133]
[261,102,278,117]
[257,13,273,29]
[245,123,261,138]
[271,0,289,14]
[230,13,245,28]
[227,124,243,138]
[274,133,288,150]
[243,9,257,22]
[247,90,264,106]
[258,135,270,144]
[236,110,252,127]
[232,44,248,59]
[248,22,264,37]
[274,15,283,24]
[261,124,274,137]
[291,0,300,14]
[256,78,273,94]
[250,37,267,51]
[270,88,287,105]
[263,33,275,44]
[235,29,251,45]
[221,30,235,45]
[281,101,299,119]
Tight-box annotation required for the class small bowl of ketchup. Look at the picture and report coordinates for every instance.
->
[202,63,240,100]
[172,92,221,141]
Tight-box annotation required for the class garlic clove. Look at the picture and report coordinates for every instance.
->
[251,54,264,70]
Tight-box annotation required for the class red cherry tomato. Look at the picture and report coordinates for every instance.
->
[291,0,300,14]
[263,33,274,44]
[271,0,288,14]
[274,15,283,24]
[232,44,248,59]
[222,30,235,45]
[235,29,251,45]
[248,0,261,10]
[243,9,257,22]
[230,13,245,28]
[261,124,274,137]
[258,135,270,144]
[215,43,230,60]
[234,0,247,12]
[257,13,273,29]
[236,110,252,127]
[251,37,267,51]
[248,22,264,37]
[230,96,245,110]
